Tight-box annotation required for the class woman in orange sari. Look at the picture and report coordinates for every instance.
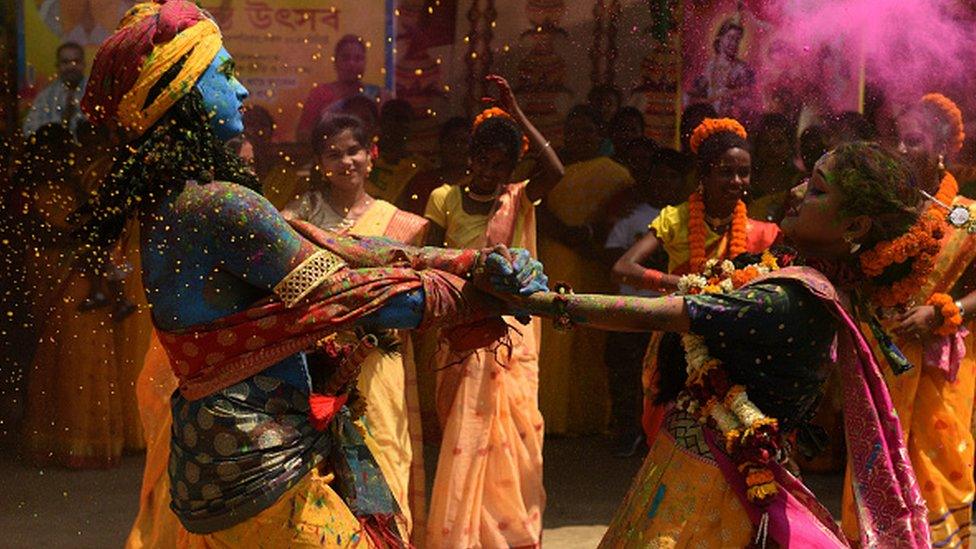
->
[612,118,781,442]
[283,112,431,543]
[423,75,563,549]
[840,93,976,548]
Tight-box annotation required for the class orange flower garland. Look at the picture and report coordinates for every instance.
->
[689,118,748,154]
[922,93,966,155]
[473,107,530,156]
[688,191,749,273]
[859,172,955,308]
[927,293,963,336]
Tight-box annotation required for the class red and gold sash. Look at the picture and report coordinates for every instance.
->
[158,220,483,399]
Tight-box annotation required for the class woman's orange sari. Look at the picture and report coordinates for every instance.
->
[842,194,976,548]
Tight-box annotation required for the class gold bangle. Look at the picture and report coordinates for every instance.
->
[273,249,346,308]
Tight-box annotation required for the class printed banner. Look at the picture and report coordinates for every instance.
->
[682,1,862,121]
[20,0,394,141]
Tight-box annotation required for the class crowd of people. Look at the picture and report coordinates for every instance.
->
[5,0,976,547]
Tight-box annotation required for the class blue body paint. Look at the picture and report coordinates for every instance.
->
[195,47,248,141]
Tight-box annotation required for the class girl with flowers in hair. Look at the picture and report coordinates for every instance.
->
[501,141,930,548]
[77,2,548,546]
[423,74,563,549]
[839,93,976,548]
[612,118,781,442]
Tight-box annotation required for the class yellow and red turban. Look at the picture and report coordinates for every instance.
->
[81,0,222,137]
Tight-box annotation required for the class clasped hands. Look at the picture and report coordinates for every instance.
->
[472,245,549,322]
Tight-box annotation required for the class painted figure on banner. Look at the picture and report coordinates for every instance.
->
[687,15,756,119]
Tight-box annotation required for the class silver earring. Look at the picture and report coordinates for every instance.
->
[844,234,861,254]
[938,154,946,171]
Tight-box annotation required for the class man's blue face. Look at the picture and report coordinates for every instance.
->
[195,47,249,141]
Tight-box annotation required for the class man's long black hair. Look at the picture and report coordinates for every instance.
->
[71,61,260,261]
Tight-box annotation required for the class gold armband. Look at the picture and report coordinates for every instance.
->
[273,249,346,307]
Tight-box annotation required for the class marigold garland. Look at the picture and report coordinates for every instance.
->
[922,93,966,155]
[688,191,749,273]
[473,106,530,156]
[675,251,788,508]
[927,292,963,336]
[689,117,748,154]
[859,172,955,309]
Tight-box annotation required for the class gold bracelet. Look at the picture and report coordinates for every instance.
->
[273,249,346,308]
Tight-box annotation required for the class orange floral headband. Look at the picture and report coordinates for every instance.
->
[473,107,530,156]
[689,118,748,154]
[922,93,965,155]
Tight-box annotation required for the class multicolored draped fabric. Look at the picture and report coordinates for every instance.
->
[155,218,509,540]
[157,220,485,399]
[284,191,431,544]
[168,369,404,538]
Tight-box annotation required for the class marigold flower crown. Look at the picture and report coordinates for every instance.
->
[689,117,748,154]
[473,107,530,156]
[858,172,955,311]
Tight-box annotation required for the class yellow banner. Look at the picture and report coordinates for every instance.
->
[21,0,393,141]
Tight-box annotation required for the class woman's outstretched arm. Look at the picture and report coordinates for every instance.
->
[513,292,690,333]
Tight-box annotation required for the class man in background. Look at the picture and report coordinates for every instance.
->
[295,34,390,142]
[23,42,88,137]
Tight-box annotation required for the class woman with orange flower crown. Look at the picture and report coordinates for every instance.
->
[612,118,781,443]
[839,93,976,548]
[423,74,563,549]
[497,141,931,547]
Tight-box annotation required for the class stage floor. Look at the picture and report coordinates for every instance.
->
[0,435,844,548]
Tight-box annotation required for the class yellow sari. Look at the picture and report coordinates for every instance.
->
[347,199,430,544]
[538,157,634,434]
[424,182,545,548]
[114,220,151,450]
[23,171,143,468]
[126,333,181,548]
[842,194,976,548]
[366,155,432,205]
